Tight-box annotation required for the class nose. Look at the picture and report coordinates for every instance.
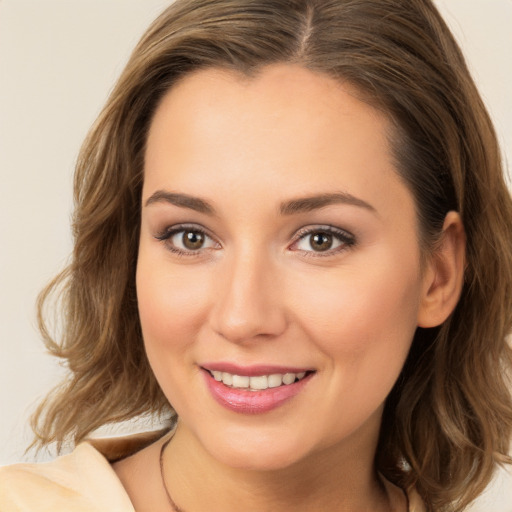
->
[209,249,288,344]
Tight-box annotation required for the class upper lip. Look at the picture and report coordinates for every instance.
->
[201,362,314,377]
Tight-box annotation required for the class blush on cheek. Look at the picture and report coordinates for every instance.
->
[296,264,420,359]
[137,257,210,341]
[139,289,201,351]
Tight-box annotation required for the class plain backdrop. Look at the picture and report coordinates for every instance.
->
[1,1,511,509]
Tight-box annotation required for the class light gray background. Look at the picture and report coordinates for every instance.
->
[1,1,511,509]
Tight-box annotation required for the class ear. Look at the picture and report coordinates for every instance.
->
[417,211,466,328]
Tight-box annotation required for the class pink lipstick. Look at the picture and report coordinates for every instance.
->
[201,364,314,414]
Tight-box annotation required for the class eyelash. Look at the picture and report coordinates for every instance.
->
[291,225,356,257]
[154,224,218,258]
[154,224,356,258]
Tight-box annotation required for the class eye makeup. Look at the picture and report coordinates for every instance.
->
[290,225,357,258]
[153,221,357,260]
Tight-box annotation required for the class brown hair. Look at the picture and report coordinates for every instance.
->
[32,0,512,509]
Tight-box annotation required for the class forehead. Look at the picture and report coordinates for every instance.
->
[142,64,414,226]
[148,64,387,136]
[146,65,392,176]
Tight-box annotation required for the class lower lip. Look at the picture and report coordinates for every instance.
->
[203,370,313,414]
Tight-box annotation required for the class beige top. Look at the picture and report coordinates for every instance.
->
[0,432,425,511]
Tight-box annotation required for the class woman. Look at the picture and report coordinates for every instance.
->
[1,0,511,510]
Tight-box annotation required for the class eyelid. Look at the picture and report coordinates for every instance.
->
[153,223,355,257]
[154,223,221,255]
[289,225,356,255]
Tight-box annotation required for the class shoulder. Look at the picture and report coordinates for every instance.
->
[0,442,135,512]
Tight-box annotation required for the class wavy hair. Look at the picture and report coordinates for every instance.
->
[32,0,512,510]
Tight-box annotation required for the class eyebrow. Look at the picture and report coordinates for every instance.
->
[144,190,376,216]
[145,191,216,215]
[280,192,377,215]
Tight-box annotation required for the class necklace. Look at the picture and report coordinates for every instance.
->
[160,437,185,512]
[159,435,410,512]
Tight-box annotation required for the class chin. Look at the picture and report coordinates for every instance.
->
[199,426,313,472]
[216,444,306,472]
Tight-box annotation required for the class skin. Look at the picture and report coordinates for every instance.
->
[113,64,465,511]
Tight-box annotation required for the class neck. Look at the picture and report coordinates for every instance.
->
[161,419,394,512]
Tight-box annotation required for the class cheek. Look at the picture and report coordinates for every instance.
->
[289,254,422,438]
[136,249,214,403]
[292,250,422,379]
[137,256,209,347]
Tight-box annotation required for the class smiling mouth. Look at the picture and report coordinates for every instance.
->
[201,366,315,413]
[205,369,313,391]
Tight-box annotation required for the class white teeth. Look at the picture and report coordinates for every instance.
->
[232,375,249,388]
[249,375,268,390]
[268,374,283,388]
[282,373,295,385]
[212,370,309,390]
[222,372,233,386]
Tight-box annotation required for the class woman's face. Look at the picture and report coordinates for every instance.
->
[137,64,431,470]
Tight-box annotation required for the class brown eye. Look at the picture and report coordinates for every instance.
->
[160,227,218,254]
[182,230,205,250]
[310,232,333,252]
[292,227,355,255]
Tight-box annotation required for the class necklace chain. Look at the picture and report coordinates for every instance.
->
[160,437,185,512]
[158,434,409,512]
